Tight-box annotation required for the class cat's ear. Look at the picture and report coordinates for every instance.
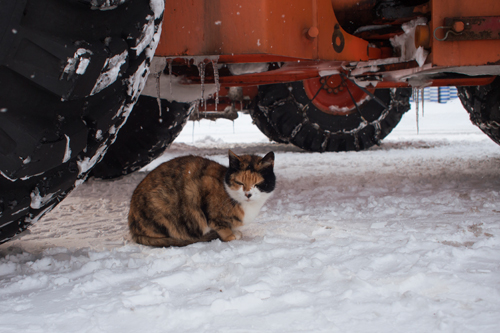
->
[228,150,241,169]
[260,151,274,169]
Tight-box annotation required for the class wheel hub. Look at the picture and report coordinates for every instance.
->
[303,75,374,115]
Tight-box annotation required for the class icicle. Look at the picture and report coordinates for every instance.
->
[211,59,220,111]
[192,119,195,143]
[156,73,162,120]
[197,62,206,109]
[414,88,419,134]
[168,58,173,97]
[191,102,199,143]
[420,88,424,117]
[195,99,200,120]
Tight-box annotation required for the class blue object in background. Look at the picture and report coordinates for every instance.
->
[410,87,459,103]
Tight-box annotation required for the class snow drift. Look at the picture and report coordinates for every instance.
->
[1,99,499,333]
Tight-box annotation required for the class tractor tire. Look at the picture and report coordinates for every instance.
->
[0,0,164,243]
[250,99,290,144]
[457,77,500,146]
[253,79,412,152]
[91,95,192,179]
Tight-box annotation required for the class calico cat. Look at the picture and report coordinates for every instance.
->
[128,150,275,247]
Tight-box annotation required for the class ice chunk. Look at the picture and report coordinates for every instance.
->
[90,50,128,96]
[390,17,428,67]
[212,59,220,111]
[228,63,269,75]
[62,48,93,79]
[415,46,427,68]
[30,188,56,210]
[62,134,71,163]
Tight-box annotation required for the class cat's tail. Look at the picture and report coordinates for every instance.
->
[131,231,220,247]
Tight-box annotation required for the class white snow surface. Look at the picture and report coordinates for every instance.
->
[2,99,500,332]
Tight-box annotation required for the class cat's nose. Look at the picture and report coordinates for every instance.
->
[245,193,252,198]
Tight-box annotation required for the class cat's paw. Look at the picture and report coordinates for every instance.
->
[217,229,242,241]
[233,230,242,240]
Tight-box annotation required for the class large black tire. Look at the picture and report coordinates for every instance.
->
[250,100,290,144]
[91,95,192,179]
[0,0,164,243]
[252,81,412,152]
[457,77,500,146]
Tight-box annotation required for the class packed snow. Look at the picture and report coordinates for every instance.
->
[1,99,500,332]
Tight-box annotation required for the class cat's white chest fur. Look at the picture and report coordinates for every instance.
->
[225,184,272,223]
[238,192,272,223]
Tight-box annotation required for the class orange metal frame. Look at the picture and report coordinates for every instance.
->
[156,0,500,89]
[156,0,375,62]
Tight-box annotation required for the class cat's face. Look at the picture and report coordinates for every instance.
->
[225,150,275,204]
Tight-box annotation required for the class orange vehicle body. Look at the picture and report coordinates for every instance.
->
[153,0,500,105]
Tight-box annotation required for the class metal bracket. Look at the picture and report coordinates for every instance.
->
[435,16,500,41]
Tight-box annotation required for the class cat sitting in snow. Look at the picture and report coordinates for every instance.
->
[128,150,275,247]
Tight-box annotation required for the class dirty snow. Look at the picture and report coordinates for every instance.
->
[1,99,500,332]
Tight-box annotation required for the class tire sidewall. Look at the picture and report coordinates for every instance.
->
[0,0,164,243]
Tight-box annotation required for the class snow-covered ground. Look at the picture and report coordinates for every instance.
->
[1,99,500,332]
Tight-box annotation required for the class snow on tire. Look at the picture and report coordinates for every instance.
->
[457,77,500,146]
[91,96,194,180]
[0,0,164,243]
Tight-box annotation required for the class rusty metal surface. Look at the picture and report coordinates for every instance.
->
[431,0,500,67]
[442,16,500,41]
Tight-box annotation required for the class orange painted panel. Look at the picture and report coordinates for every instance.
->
[157,0,315,59]
[316,0,370,60]
[156,0,370,62]
[432,0,500,66]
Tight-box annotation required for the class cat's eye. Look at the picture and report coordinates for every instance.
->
[234,181,244,186]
